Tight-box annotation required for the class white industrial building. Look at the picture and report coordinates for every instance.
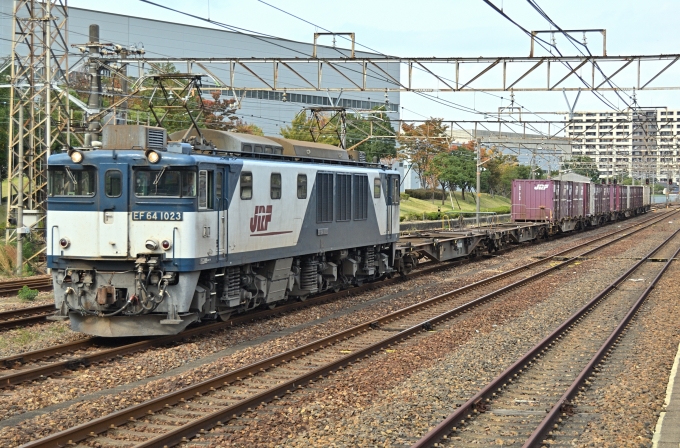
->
[0,2,400,137]
[565,109,678,183]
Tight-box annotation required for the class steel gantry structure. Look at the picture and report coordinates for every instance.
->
[105,54,680,93]
[7,4,680,271]
[5,0,70,271]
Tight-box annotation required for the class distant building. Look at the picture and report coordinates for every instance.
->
[565,109,677,183]
[392,160,421,192]
[0,1,400,136]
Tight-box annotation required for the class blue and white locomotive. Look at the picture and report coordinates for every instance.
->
[47,126,401,337]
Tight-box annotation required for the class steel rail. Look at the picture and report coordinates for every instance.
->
[0,259,458,387]
[0,211,668,386]
[523,239,680,447]
[0,276,52,296]
[0,304,53,322]
[21,211,675,448]
[411,227,680,448]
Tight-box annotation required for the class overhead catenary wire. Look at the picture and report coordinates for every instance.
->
[481,0,623,113]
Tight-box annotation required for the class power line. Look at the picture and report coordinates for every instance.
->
[481,0,622,112]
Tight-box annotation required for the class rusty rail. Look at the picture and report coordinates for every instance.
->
[0,275,52,296]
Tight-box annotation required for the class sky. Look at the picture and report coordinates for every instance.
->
[64,0,680,128]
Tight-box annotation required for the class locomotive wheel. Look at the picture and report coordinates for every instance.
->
[217,310,233,322]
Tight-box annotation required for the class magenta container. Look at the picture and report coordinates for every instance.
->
[512,180,583,222]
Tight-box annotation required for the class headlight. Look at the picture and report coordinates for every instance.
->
[67,149,83,164]
[145,149,161,164]
[145,239,159,250]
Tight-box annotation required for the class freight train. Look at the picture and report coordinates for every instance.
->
[45,125,650,337]
[511,179,650,232]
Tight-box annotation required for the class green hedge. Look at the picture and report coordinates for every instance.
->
[405,189,447,200]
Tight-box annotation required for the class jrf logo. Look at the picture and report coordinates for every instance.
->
[534,184,549,191]
[250,205,273,233]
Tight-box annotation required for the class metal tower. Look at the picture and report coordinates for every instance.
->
[6,0,70,254]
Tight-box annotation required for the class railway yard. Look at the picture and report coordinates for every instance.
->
[0,210,677,447]
[5,1,680,447]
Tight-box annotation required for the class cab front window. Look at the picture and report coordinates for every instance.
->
[134,169,196,197]
[48,166,96,196]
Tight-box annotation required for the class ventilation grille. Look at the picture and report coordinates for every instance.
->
[353,175,368,221]
[316,172,334,223]
[336,174,352,222]
[146,128,167,149]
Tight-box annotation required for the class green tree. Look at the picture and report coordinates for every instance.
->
[429,147,477,203]
[345,108,396,161]
[562,155,600,182]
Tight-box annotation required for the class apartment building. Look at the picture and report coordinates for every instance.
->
[566,109,679,183]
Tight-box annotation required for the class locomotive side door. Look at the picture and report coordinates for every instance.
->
[216,168,227,259]
[99,163,129,257]
[386,174,400,238]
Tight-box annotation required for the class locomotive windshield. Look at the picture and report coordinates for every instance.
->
[134,168,197,197]
[48,166,96,196]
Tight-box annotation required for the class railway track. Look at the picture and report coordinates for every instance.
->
[412,227,680,447]
[0,211,670,390]
[0,304,56,331]
[0,276,52,297]
[19,210,678,447]
[0,276,54,330]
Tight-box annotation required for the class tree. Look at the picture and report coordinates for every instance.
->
[231,119,264,136]
[201,91,238,132]
[430,146,477,203]
[398,118,449,189]
[345,108,397,161]
[280,111,340,145]
[563,155,600,182]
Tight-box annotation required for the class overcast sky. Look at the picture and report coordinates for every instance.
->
[68,0,680,127]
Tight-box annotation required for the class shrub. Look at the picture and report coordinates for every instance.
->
[0,244,17,275]
[18,285,39,302]
[405,189,446,200]
[400,193,410,201]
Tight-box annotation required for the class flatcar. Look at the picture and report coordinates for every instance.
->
[47,125,401,336]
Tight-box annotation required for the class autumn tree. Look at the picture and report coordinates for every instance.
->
[398,118,449,189]
[280,112,340,146]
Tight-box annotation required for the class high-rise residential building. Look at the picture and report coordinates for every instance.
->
[565,109,679,183]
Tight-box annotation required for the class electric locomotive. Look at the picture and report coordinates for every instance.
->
[47,125,401,337]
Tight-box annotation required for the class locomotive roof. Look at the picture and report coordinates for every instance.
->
[48,149,394,171]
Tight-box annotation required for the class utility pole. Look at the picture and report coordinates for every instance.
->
[475,124,481,227]
[85,24,101,148]
[16,107,24,276]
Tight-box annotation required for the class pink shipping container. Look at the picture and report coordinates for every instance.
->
[512,180,586,222]
[610,185,622,211]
